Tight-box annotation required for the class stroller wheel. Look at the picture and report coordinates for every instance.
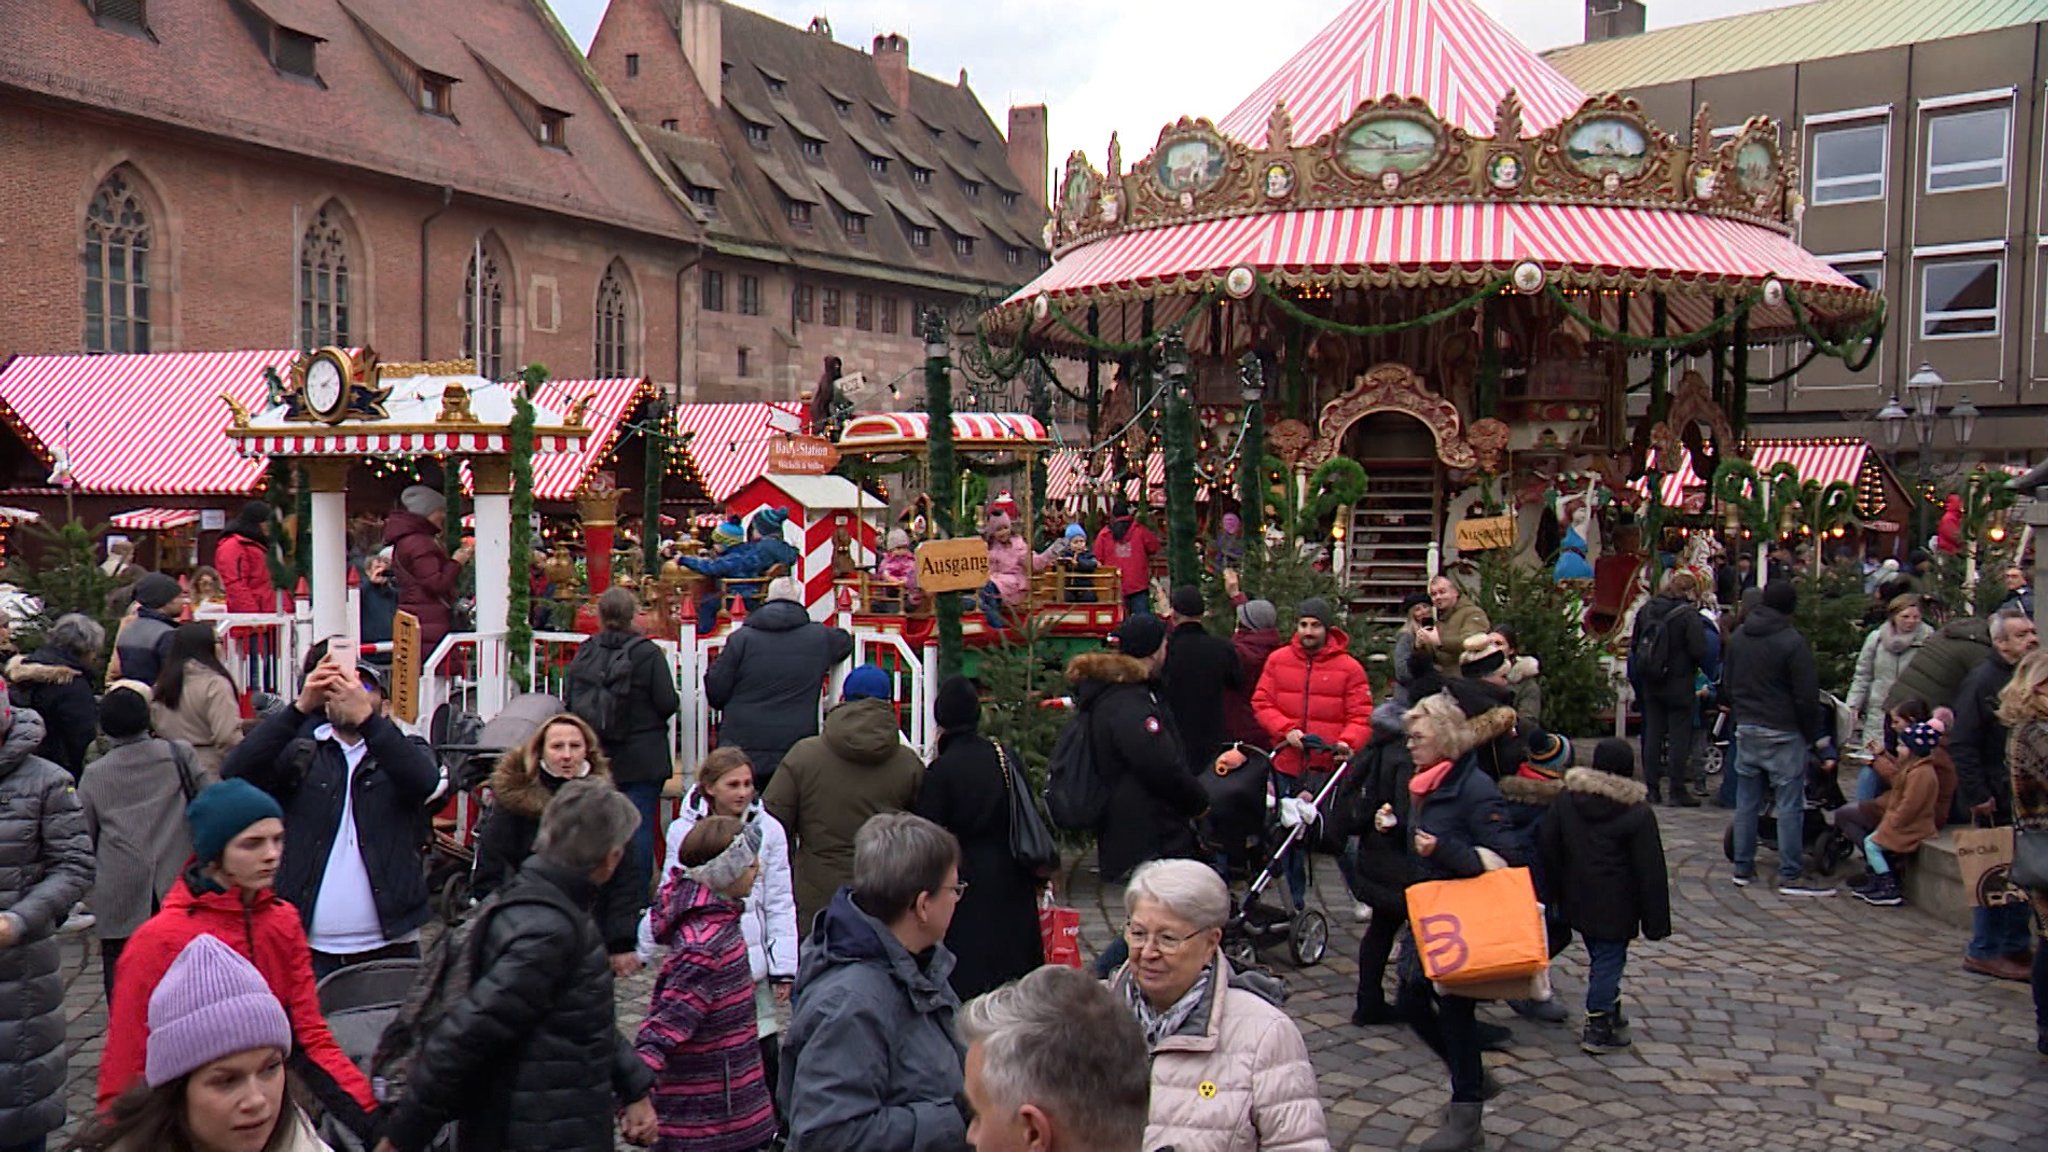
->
[1288,910,1329,967]
[1224,936,1260,971]
[1722,823,1735,862]
[1699,741,1723,778]
[437,870,473,924]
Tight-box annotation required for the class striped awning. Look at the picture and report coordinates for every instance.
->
[1046,449,1165,500]
[673,402,806,502]
[0,506,40,524]
[0,350,284,495]
[1647,438,1873,512]
[837,413,1049,456]
[110,507,202,532]
[525,377,654,501]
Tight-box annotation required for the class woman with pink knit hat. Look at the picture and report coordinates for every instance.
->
[73,933,331,1152]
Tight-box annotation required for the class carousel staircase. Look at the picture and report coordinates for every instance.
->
[1344,471,1438,623]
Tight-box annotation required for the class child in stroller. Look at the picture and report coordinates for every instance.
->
[1202,735,1350,968]
[1723,690,1857,880]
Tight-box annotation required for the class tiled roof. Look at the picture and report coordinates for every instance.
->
[0,0,696,240]
[646,0,1046,293]
[1545,0,2048,92]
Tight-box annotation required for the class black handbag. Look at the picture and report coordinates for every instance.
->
[997,743,1061,880]
[2013,828,2048,891]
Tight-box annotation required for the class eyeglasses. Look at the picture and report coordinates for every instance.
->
[942,881,969,898]
[1123,922,1199,955]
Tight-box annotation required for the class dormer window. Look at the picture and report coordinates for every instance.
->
[954,236,976,259]
[911,166,933,185]
[961,179,982,199]
[867,155,889,176]
[787,198,813,226]
[876,110,895,127]
[419,74,453,117]
[661,118,679,131]
[88,0,150,36]
[273,28,318,79]
[688,185,717,212]
[802,139,824,161]
[1001,190,1019,210]
[909,225,932,249]
[745,122,771,147]
[842,210,868,236]
[538,109,567,149]
[1005,245,1022,266]
[832,98,852,117]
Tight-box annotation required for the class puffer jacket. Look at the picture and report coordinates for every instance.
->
[113,607,177,686]
[1885,617,1991,712]
[1723,604,1822,741]
[98,871,375,1130]
[5,648,99,777]
[381,857,654,1152]
[1845,621,1932,743]
[563,630,679,787]
[763,698,924,933]
[780,888,967,1152]
[471,748,644,956]
[1538,768,1671,943]
[1067,651,1208,885]
[214,527,276,614]
[1250,629,1372,780]
[1112,956,1327,1152]
[383,509,461,650]
[638,790,798,984]
[1408,740,1519,885]
[704,600,856,787]
[0,710,94,1145]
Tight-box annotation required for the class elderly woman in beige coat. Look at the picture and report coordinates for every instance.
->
[1108,859,1327,1152]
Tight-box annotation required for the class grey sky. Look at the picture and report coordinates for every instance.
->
[546,0,1802,195]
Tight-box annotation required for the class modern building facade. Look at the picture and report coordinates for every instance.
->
[590,0,1051,404]
[1548,0,2048,463]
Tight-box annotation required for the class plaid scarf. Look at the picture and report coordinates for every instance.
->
[1123,963,1213,1049]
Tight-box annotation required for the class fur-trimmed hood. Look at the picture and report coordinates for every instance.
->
[1503,655,1540,684]
[1067,650,1150,687]
[1564,766,1648,806]
[1498,772,1563,807]
[1466,705,1518,749]
[488,744,614,820]
[5,654,83,686]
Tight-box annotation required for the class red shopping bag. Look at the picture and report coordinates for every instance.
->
[1038,902,1082,969]
[1404,867,1549,986]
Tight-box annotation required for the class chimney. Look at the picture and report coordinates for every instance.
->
[1007,105,1049,211]
[1584,0,1647,42]
[680,0,723,108]
[872,32,910,111]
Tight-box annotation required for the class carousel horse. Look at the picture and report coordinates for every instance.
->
[1609,531,1725,652]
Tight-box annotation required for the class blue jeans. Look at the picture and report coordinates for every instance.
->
[1718,733,1739,808]
[1733,725,1807,883]
[620,779,664,904]
[1091,934,1130,978]
[1585,938,1629,1015]
[1970,902,2033,961]
[1282,844,1308,911]
[1855,763,1888,804]
[979,583,1010,629]
[1123,590,1152,617]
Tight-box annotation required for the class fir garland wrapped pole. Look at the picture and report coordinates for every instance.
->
[924,309,964,680]
[508,365,541,688]
[643,395,668,576]
[1161,335,1199,589]
[1236,352,1266,552]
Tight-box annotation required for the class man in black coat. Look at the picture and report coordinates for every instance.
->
[704,577,855,791]
[565,587,681,902]
[1952,608,2040,982]
[379,779,656,1152]
[1628,572,1709,806]
[1160,584,1242,775]
[1072,613,1207,977]
[1723,581,1830,895]
[223,654,447,979]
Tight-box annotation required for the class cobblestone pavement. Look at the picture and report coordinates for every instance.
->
[50,808,2048,1149]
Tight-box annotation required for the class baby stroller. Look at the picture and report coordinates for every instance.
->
[313,960,439,1151]
[1203,735,1350,969]
[1721,691,1857,876]
[425,692,565,921]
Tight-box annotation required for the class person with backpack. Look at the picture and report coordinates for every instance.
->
[221,652,446,979]
[636,815,777,1152]
[375,779,657,1152]
[1627,572,1710,807]
[77,682,215,1004]
[564,587,681,903]
[704,576,856,792]
[98,779,378,1139]
[473,712,646,976]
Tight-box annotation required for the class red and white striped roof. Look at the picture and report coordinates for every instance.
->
[837,413,1050,454]
[1648,439,1873,511]
[109,507,201,532]
[1046,449,1166,501]
[0,350,283,496]
[525,377,654,502]
[1218,0,1589,144]
[673,402,807,502]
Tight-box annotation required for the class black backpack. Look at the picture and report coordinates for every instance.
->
[1631,602,1685,685]
[1044,709,1114,832]
[563,637,643,739]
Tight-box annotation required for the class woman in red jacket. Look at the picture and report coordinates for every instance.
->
[383,486,471,653]
[1251,598,1373,909]
[212,501,278,615]
[97,779,377,1140]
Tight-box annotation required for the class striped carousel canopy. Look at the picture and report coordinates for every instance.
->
[835,412,1050,455]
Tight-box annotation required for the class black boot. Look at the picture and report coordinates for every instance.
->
[1475,1020,1514,1051]
[1351,999,1398,1027]
[1581,1011,1629,1054]
[1418,1102,1486,1151]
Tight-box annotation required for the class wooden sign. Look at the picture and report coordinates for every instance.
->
[389,611,421,724]
[768,434,840,475]
[916,537,990,593]
[1454,514,1517,552]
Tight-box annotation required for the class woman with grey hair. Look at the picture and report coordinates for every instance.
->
[960,965,1151,1152]
[781,811,971,1151]
[1108,858,1326,1152]
[7,611,106,777]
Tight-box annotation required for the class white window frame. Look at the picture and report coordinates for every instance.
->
[1829,257,1884,294]
[1918,253,2004,340]
[1925,101,2013,194]
[1809,121,1887,206]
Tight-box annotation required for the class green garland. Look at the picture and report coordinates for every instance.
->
[262,458,297,591]
[508,365,541,687]
[1162,338,1200,589]
[1297,458,1368,540]
[1547,283,1757,351]
[1257,275,1509,337]
[1044,287,1221,356]
[1784,286,1886,373]
[925,310,963,680]
[1262,455,1297,539]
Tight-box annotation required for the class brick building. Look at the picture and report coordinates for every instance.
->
[590,0,1051,402]
[0,0,700,385]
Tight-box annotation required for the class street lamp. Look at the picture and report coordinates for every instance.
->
[1906,362,1944,448]
[1950,394,1981,446]
[1875,395,1908,450]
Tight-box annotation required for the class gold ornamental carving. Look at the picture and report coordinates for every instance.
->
[1305,362,1477,471]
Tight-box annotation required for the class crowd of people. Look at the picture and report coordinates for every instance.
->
[3,497,2047,1152]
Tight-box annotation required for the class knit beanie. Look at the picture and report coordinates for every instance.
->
[1400,591,1431,616]
[686,820,764,893]
[1523,725,1573,778]
[765,576,804,604]
[1592,737,1636,778]
[1169,584,1205,619]
[145,934,292,1087]
[186,779,284,865]
[842,663,893,702]
[1064,523,1087,542]
[1236,598,1278,631]
[1900,721,1943,756]
[99,685,152,739]
[1114,612,1168,659]
[400,484,446,518]
[933,675,981,732]
[712,520,746,549]
[134,572,182,611]
[750,507,790,537]
[886,527,912,551]
[1297,597,1333,626]
[1761,580,1797,614]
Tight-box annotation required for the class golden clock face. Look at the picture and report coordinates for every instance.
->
[305,354,347,421]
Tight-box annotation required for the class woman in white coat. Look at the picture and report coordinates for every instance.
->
[638,746,798,1120]
[1846,594,1932,762]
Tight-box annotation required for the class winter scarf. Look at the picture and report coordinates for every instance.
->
[1124,963,1213,1049]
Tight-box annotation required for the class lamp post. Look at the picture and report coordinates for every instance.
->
[1893,362,1979,547]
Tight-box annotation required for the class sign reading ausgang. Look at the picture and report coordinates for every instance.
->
[916,537,990,593]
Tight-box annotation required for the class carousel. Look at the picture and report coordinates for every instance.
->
[983,0,1886,628]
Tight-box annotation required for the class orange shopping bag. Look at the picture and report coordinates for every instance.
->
[1403,867,1549,985]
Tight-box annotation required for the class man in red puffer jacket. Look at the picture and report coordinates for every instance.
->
[1252,597,1372,909]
